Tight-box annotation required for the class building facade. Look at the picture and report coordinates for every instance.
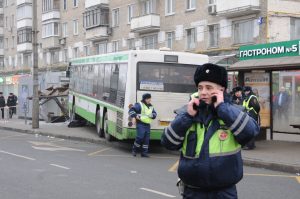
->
[0,0,300,96]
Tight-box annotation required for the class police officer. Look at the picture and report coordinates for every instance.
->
[243,86,260,150]
[0,92,5,119]
[161,63,259,199]
[129,93,157,157]
[231,86,244,106]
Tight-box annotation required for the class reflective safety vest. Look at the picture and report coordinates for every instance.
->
[139,102,154,124]
[190,92,199,99]
[182,120,241,158]
[243,95,258,115]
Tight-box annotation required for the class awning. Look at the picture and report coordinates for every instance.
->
[209,54,238,67]
[228,56,300,71]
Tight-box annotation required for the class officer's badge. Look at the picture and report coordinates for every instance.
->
[206,69,210,73]
[219,131,228,141]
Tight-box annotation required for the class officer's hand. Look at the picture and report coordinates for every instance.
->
[136,115,141,120]
[132,118,136,125]
[211,88,224,108]
[187,98,199,117]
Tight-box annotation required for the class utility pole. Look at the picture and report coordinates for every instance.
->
[32,0,39,129]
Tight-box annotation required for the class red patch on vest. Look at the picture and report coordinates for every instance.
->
[219,131,228,141]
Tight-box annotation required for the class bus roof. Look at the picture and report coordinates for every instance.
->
[70,50,208,66]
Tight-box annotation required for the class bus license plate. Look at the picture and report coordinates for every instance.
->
[159,121,170,126]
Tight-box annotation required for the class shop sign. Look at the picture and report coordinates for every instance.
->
[239,40,300,60]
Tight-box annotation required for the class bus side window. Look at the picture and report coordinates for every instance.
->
[97,64,104,99]
[103,64,112,100]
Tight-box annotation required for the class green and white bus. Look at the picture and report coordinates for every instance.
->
[69,50,208,141]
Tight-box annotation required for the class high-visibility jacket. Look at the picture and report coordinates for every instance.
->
[243,95,259,115]
[161,102,260,190]
[139,102,154,124]
[190,92,199,99]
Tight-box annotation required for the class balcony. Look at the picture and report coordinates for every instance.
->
[131,14,160,34]
[0,49,3,56]
[17,0,32,6]
[17,43,32,52]
[42,10,60,22]
[217,0,260,18]
[17,19,32,29]
[85,26,108,41]
[85,0,108,9]
[42,36,60,49]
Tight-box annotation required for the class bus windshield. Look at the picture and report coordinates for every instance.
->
[137,62,197,93]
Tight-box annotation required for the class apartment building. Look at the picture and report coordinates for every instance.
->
[0,0,300,96]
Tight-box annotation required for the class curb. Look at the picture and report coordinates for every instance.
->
[1,125,299,173]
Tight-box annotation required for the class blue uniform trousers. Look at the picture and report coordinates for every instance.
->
[132,123,150,155]
[183,185,237,199]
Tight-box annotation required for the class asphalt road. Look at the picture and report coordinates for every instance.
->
[0,130,299,199]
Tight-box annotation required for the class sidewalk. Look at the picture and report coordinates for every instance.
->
[0,118,299,174]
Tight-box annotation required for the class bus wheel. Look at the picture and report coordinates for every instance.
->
[96,110,104,138]
[103,113,113,142]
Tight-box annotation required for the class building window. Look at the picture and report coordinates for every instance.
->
[0,57,4,70]
[142,0,156,15]
[0,37,3,48]
[208,24,219,47]
[127,38,135,50]
[112,8,119,27]
[50,50,59,64]
[73,0,78,7]
[4,38,8,49]
[165,0,175,15]
[73,47,79,58]
[291,18,300,40]
[84,45,90,56]
[83,7,109,29]
[17,28,32,44]
[62,22,68,37]
[23,53,32,67]
[186,28,196,49]
[43,52,47,65]
[64,48,68,62]
[12,36,15,48]
[233,19,254,44]
[17,4,32,20]
[142,34,158,49]
[112,40,120,52]
[166,32,174,49]
[42,0,59,12]
[5,16,7,28]
[73,20,78,35]
[128,4,134,24]
[186,0,196,10]
[0,0,3,8]
[63,0,67,10]
[11,14,14,27]
[42,22,59,38]
[96,42,107,54]
[12,57,15,68]
[0,14,3,26]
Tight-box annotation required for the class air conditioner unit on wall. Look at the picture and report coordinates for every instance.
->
[208,5,217,15]
[59,38,66,45]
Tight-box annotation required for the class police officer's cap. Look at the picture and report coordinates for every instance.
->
[142,93,151,100]
[234,86,243,93]
[194,63,228,89]
[243,86,252,92]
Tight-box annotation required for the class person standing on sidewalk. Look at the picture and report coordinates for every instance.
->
[161,63,259,199]
[243,86,260,150]
[129,93,157,157]
[7,93,17,118]
[0,92,5,119]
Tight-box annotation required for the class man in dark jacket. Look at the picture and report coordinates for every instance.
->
[161,63,259,199]
[7,93,17,118]
[231,86,244,106]
[129,93,157,157]
[275,86,289,121]
[242,86,260,150]
[0,92,5,119]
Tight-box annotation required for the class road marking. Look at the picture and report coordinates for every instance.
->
[50,164,70,170]
[0,150,36,161]
[244,173,300,184]
[168,160,179,172]
[29,141,85,152]
[0,134,26,140]
[88,147,111,156]
[140,188,176,198]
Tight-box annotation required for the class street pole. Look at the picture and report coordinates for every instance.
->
[32,0,39,129]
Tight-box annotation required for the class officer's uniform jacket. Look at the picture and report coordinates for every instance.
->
[161,100,260,190]
[129,101,157,125]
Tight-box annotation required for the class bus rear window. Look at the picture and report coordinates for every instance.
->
[137,62,197,93]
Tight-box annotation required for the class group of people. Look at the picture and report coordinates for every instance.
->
[0,92,18,119]
[129,63,260,198]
